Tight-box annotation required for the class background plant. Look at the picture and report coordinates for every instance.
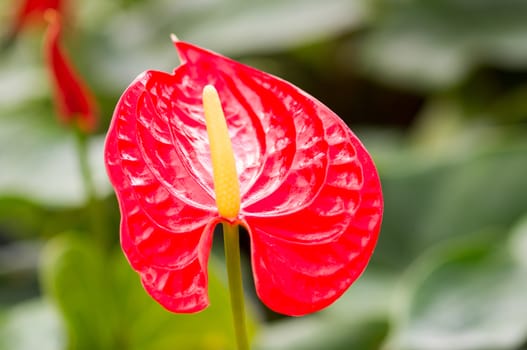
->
[1,0,527,349]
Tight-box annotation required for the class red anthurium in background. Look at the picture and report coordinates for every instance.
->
[3,0,64,49]
[44,11,97,133]
[13,0,63,30]
[104,37,383,317]
[0,0,66,51]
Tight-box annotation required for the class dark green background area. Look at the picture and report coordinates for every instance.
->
[1,0,527,349]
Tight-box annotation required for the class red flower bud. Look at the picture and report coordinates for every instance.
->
[43,11,98,133]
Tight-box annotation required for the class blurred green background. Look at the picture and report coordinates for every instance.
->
[1,0,527,349]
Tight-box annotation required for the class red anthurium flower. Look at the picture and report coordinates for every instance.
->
[3,0,64,50]
[44,11,98,133]
[104,38,383,316]
[6,0,63,42]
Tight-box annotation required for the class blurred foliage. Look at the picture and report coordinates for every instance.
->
[0,103,108,206]
[357,0,527,91]
[1,0,527,349]
[39,234,256,350]
[385,225,527,350]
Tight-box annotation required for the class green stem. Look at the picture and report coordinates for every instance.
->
[222,223,250,350]
[74,129,108,250]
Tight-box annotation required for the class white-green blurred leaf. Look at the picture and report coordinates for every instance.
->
[0,37,47,108]
[356,0,527,90]
[0,106,110,206]
[86,0,371,91]
[385,237,527,350]
[0,299,64,350]
[509,215,527,268]
[179,0,370,55]
[257,318,387,350]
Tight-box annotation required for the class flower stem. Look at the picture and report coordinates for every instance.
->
[222,222,250,350]
[74,128,108,250]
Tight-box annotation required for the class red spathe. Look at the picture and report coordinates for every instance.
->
[44,12,98,133]
[104,39,383,316]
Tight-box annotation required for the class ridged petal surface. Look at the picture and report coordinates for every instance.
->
[105,40,383,316]
[245,117,382,315]
[105,76,217,312]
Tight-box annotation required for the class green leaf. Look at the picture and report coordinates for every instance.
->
[376,138,527,269]
[0,38,47,109]
[178,0,370,55]
[40,233,258,350]
[509,215,527,268]
[373,161,449,269]
[0,197,97,240]
[417,147,527,247]
[111,252,257,350]
[83,0,371,91]
[256,317,387,350]
[356,0,527,90]
[40,234,116,350]
[0,105,110,206]
[385,234,527,350]
[0,299,64,350]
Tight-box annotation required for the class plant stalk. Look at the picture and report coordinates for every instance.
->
[222,222,250,350]
[74,129,108,250]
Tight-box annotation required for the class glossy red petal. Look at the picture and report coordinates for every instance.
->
[105,76,219,313]
[174,41,383,314]
[245,103,383,316]
[105,39,383,316]
[121,210,219,313]
[175,42,328,215]
[44,12,97,133]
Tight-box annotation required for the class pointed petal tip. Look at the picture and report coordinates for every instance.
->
[171,34,188,64]
[170,33,179,43]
